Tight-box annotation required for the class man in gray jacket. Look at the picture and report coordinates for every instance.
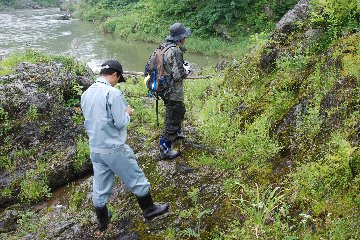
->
[81,60,168,235]
[160,22,191,159]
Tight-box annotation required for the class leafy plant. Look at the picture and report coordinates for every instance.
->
[17,211,39,237]
[0,155,13,171]
[0,107,12,136]
[70,81,84,96]
[26,105,38,121]
[68,183,88,211]
[178,187,212,240]
[18,160,51,204]
[65,98,80,107]
[238,183,285,225]
[309,0,359,38]
[75,138,90,170]
[0,187,12,198]
[71,113,84,125]
[225,182,291,239]
[296,104,323,140]
[232,115,282,166]
[290,131,354,213]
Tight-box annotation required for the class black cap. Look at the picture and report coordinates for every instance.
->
[101,60,126,82]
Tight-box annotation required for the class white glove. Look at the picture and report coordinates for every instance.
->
[183,61,191,75]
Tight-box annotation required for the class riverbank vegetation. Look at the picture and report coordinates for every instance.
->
[66,0,298,58]
[1,0,359,239]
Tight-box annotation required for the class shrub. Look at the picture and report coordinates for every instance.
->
[18,160,52,204]
[75,138,90,170]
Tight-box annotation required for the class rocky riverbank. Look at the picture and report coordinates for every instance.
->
[0,0,359,238]
[0,58,94,209]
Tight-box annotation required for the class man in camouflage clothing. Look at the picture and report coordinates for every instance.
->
[159,22,191,159]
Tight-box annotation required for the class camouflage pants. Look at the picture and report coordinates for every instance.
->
[161,99,186,142]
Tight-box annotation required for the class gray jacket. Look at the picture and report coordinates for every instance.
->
[81,77,130,154]
[163,42,187,101]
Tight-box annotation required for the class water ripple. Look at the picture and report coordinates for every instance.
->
[0,8,220,71]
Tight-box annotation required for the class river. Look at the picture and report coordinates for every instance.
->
[0,8,222,72]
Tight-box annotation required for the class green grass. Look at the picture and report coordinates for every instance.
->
[0,50,88,76]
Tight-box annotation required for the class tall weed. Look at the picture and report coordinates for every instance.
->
[225,183,295,239]
[232,115,282,166]
[178,187,212,240]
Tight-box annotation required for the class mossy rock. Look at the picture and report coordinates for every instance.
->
[0,61,94,207]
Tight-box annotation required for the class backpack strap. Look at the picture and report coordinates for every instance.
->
[156,44,173,78]
[155,92,160,127]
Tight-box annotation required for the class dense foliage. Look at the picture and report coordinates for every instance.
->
[69,0,298,57]
[0,0,60,8]
[75,0,298,38]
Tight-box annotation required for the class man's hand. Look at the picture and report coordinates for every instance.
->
[126,106,134,116]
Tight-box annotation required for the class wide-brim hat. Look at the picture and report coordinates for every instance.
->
[166,22,191,42]
[101,60,126,82]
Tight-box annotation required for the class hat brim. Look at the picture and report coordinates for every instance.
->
[118,73,126,83]
[166,28,191,42]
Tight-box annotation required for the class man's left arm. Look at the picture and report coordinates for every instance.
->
[172,48,187,81]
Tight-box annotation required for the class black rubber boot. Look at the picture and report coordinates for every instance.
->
[95,205,112,232]
[136,192,169,220]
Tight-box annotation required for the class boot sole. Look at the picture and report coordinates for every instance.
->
[144,204,170,220]
[174,136,185,141]
[160,152,181,160]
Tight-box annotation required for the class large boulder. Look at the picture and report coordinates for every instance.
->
[259,0,310,73]
[0,61,94,208]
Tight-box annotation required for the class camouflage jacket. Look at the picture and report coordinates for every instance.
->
[163,42,187,101]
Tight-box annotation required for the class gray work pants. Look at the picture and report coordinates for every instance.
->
[90,144,150,208]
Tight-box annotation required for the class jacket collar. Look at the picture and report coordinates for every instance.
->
[96,76,111,86]
[166,41,187,52]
